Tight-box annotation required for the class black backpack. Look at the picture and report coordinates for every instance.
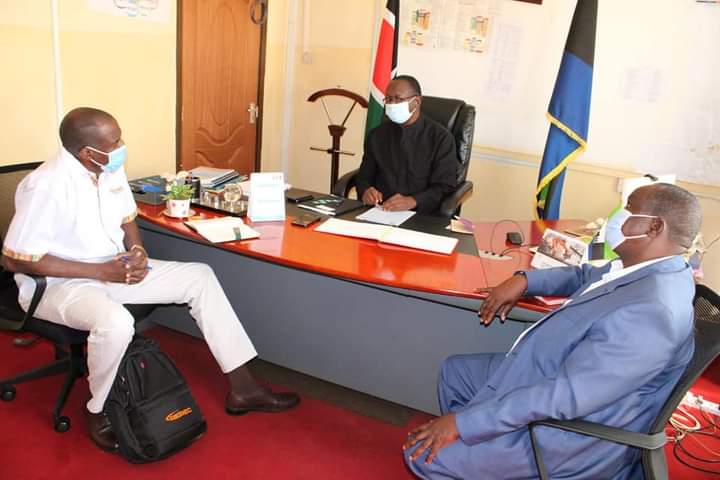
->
[105,336,207,463]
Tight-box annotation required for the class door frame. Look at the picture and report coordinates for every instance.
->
[175,0,268,172]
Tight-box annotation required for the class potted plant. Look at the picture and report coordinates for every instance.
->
[161,171,194,218]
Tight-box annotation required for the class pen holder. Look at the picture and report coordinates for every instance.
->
[185,176,201,202]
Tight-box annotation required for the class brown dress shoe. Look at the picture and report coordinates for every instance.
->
[86,409,119,453]
[225,386,300,415]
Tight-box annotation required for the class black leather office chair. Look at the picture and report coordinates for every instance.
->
[529,283,720,480]
[0,162,156,432]
[332,96,476,218]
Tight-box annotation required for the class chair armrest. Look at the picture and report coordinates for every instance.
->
[0,273,46,331]
[332,169,359,197]
[22,274,46,328]
[529,419,667,480]
[532,419,667,450]
[438,181,473,218]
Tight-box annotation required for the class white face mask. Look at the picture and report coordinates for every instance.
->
[605,208,660,250]
[385,98,416,124]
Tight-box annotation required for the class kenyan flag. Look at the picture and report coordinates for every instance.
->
[365,0,399,137]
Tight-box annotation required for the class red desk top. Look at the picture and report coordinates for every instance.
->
[137,204,584,314]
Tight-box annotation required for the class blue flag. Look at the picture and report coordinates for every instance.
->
[536,0,598,220]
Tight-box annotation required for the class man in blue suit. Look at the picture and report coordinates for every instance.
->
[404,183,702,479]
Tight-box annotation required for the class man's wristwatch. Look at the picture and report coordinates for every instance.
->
[130,244,147,256]
[513,271,528,294]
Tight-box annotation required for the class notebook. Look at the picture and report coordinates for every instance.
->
[315,218,458,255]
[297,195,365,217]
[184,217,259,243]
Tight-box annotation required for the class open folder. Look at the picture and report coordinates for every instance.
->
[315,218,458,255]
[185,217,259,243]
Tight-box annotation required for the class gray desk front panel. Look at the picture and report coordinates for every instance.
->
[139,221,536,414]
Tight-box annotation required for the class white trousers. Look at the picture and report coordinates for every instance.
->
[27,259,258,413]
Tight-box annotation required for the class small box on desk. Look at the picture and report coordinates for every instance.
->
[129,175,166,206]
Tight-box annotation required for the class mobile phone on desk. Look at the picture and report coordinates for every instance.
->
[291,212,322,227]
[286,190,314,203]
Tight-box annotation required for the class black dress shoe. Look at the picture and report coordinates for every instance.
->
[225,386,300,415]
[86,409,119,453]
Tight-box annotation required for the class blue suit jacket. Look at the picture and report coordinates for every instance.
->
[455,256,695,479]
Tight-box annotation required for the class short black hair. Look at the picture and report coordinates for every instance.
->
[644,183,702,248]
[394,75,422,96]
[59,107,117,156]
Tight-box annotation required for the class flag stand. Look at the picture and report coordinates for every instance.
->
[307,88,368,192]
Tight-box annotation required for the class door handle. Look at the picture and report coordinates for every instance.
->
[250,0,268,25]
[248,103,260,124]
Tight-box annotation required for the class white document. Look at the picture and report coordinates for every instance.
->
[315,218,390,240]
[238,180,291,197]
[315,218,458,255]
[248,172,286,222]
[185,217,259,243]
[446,219,474,235]
[355,207,416,226]
[379,228,458,255]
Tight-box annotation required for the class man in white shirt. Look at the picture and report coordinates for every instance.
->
[1,108,299,453]
[403,183,702,479]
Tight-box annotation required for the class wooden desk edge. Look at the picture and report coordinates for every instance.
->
[137,207,561,315]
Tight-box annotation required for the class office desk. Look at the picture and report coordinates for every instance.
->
[137,202,582,414]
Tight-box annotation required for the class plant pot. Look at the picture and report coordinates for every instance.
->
[166,198,191,218]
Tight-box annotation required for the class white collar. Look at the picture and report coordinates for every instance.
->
[582,255,677,296]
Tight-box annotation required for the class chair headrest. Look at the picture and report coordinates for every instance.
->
[421,96,466,132]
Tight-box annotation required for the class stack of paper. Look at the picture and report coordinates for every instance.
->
[185,216,259,243]
[355,207,415,226]
[315,218,457,255]
[188,166,240,187]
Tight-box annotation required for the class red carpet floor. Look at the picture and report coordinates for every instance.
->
[0,329,428,479]
[0,328,718,479]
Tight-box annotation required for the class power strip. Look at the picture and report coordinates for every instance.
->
[681,390,720,417]
[477,249,513,261]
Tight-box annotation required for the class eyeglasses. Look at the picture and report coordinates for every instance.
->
[383,95,417,105]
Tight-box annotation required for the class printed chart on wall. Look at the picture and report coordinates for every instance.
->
[396,0,720,187]
[400,0,496,53]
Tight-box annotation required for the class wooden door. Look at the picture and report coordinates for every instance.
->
[179,0,265,174]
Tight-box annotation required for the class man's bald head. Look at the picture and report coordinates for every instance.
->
[636,183,702,249]
[59,108,118,156]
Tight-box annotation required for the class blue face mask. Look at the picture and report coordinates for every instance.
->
[605,208,661,250]
[87,144,127,173]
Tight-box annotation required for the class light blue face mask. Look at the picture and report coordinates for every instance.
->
[605,208,660,250]
[87,144,127,173]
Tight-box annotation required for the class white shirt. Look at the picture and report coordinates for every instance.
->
[3,147,137,306]
[580,256,674,295]
[507,256,677,355]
